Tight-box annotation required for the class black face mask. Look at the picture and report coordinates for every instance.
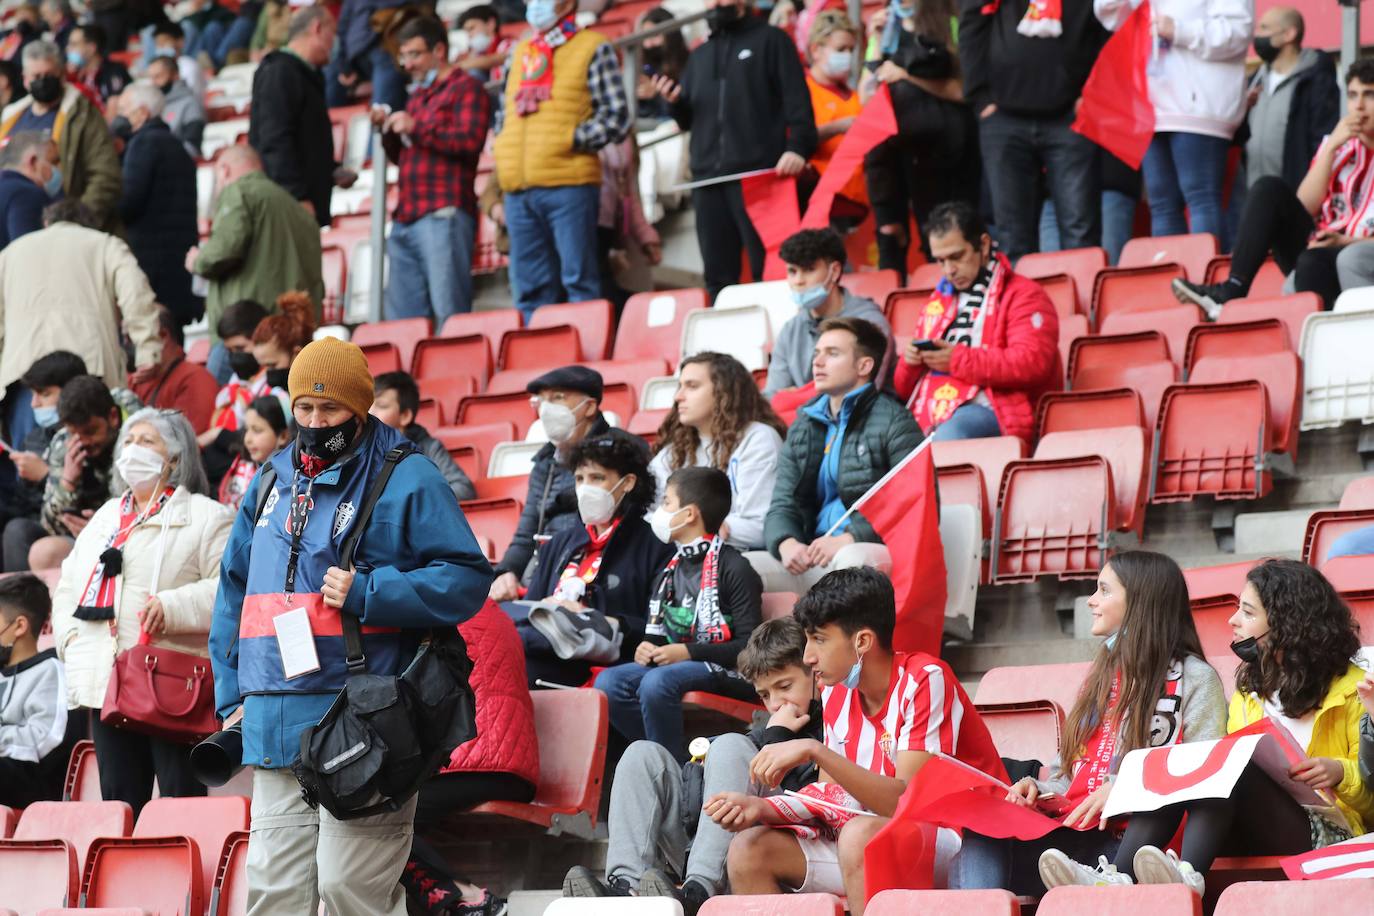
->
[157,81,173,95]
[1230,635,1263,664]
[27,74,60,105]
[1253,35,1280,64]
[110,116,134,141]
[228,350,260,380]
[298,417,360,460]
[264,367,290,390]
[706,4,742,32]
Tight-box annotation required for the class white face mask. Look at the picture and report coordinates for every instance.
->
[650,505,689,543]
[539,397,591,444]
[577,477,627,526]
[116,443,166,491]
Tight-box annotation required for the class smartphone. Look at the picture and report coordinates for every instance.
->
[910,339,940,352]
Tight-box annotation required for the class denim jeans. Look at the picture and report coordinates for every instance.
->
[955,827,1122,896]
[189,16,256,69]
[594,660,758,762]
[1041,191,1138,265]
[504,183,602,320]
[1142,132,1230,241]
[1328,525,1374,561]
[930,402,1002,442]
[979,108,1101,262]
[326,44,408,112]
[206,342,232,386]
[385,207,476,324]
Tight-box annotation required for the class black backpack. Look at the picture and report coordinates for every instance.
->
[254,449,479,820]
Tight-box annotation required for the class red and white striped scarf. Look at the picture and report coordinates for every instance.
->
[73,487,175,621]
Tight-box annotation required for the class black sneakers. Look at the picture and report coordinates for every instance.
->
[562,866,632,898]
[1171,277,1242,321]
[638,868,712,916]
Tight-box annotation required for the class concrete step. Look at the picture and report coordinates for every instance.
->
[1233,508,1314,557]
[509,889,562,916]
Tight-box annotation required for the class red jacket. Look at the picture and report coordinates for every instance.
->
[442,601,540,787]
[894,258,1061,442]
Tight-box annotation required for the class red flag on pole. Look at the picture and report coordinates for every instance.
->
[800,84,899,229]
[1071,0,1154,169]
[741,173,800,281]
[847,440,945,656]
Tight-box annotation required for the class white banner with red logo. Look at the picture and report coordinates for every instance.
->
[1283,836,1374,881]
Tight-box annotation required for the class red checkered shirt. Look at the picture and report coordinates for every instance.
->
[384,67,493,224]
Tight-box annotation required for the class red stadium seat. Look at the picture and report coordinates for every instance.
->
[359,342,402,377]
[470,689,608,838]
[1034,427,1149,537]
[682,690,762,723]
[1036,389,1144,439]
[0,840,78,911]
[993,455,1113,583]
[1219,293,1319,351]
[1034,272,1080,319]
[351,317,432,371]
[1067,331,1171,387]
[936,463,987,546]
[976,700,1063,766]
[1119,232,1218,283]
[1326,555,1374,592]
[1098,306,1203,369]
[210,831,249,916]
[485,367,547,395]
[868,889,1020,915]
[457,392,538,437]
[908,262,945,288]
[320,245,347,325]
[614,289,707,365]
[1151,380,1271,502]
[1183,318,1292,376]
[600,382,637,427]
[1018,246,1107,315]
[413,334,492,387]
[1215,879,1374,915]
[460,498,522,559]
[440,310,523,358]
[1205,256,1285,298]
[974,662,1092,716]
[133,796,250,905]
[419,375,478,422]
[1183,561,1255,605]
[1342,475,1374,509]
[884,287,937,333]
[529,300,614,360]
[498,325,584,371]
[1189,352,1301,459]
[842,269,901,305]
[63,740,100,801]
[474,474,529,503]
[433,422,517,474]
[0,806,13,838]
[9,801,133,873]
[700,893,845,915]
[1090,264,1187,330]
[415,398,443,428]
[627,408,667,441]
[1058,313,1089,368]
[1193,592,1248,656]
[596,359,672,407]
[1037,884,1202,915]
[81,836,203,915]
[1304,508,1374,565]
[934,436,1028,547]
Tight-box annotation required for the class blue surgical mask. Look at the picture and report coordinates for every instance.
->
[32,405,58,428]
[152,46,177,59]
[43,164,62,198]
[65,49,83,69]
[791,282,829,311]
[842,642,865,689]
[409,68,438,91]
[824,50,853,78]
[468,31,493,53]
[526,0,560,32]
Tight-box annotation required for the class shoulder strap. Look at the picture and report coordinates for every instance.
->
[340,446,411,675]
[253,465,279,523]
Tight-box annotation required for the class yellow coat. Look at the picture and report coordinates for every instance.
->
[1228,663,1374,834]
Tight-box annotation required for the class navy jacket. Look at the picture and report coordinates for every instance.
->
[249,50,335,227]
[0,169,47,250]
[120,119,199,324]
[209,419,494,768]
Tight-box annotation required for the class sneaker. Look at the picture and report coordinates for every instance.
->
[638,869,712,916]
[1171,278,1240,321]
[1038,849,1135,890]
[561,866,631,898]
[1133,845,1206,896]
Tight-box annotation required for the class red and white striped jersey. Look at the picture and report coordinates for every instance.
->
[1318,136,1374,238]
[820,652,1003,780]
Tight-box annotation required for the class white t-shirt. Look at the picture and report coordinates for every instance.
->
[1264,694,1317,752]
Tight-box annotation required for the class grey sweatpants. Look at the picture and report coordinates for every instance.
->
[605,732,761,893]
[246,766,418,916]
[1336,240,1374,293]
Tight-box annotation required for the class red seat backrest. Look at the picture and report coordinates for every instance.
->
[0,840,78,911]
[699,893,845,915]
[1119,232,1218,283]
[614,289,707,365]
[320,245,347,325]
[884,287,938,334]
[1219,293,1320,353]
[1035,427,1148,536]
[868,889,1020,915]
[1215,879,1374,914]
[761,592,798,621]
[83,836,204,915]
[498,325,585,371]
[1068,332,1172,388]
[1152,380,1270,502]
[1098,306,1203,369]
[1342,476,1374,510]
[460,498,522,558]
[1183,561,1256,604]
[1090,264,1187,329]
[440,310,523,358]
[975,700,1063,766]
[1038,883,1202,915]
[1034,272,1080,319]
[64,740,100,801]
[1184,318,1291,376]
[1076,360,1175,432]
[974,663,1092,718]
[529,689,608,813]
[457,392,538,437]
[413,335,492,387]
[433,422,517,473]
[358,342,401,377]
[134,796,250,904]
[211,830,249,916]
[418,375,478,422]
[528,300,614,360]
[841,269,901,306]
[932,436,1028,508]
[351,317,433,371]
[16,801,133,871]
[1305,509,1374,565]
[994,455,1112,583]
[1189,352,1301,455]
[1036,389,1144,439]
[1017,246,1108,315]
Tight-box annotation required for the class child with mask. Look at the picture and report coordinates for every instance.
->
[707,567,1004,916]
[0,573,69,807]
[594,466,763,761]
[217,393,292,510]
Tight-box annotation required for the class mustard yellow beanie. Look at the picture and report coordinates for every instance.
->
[287,337,375,419]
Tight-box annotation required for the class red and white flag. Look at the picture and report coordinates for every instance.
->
[1283,836,1374,881]
[1071,0,1154,169]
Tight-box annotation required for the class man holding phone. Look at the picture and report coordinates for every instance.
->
[892,200,1059,444]
[1174,57,1374,314]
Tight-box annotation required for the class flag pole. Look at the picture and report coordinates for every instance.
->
[669,167,776,192]
[821,435,935,538]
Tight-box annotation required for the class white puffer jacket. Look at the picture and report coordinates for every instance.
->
[1095,0,1253,140]
[51,486,234,710]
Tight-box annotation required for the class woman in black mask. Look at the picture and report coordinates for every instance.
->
[634,7,687,124]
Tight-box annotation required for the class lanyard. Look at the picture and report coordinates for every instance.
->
[284,471,317,597]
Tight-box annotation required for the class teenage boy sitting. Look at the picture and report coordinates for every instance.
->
[370,371,477,501]
[565,617,823,914]
[594,467,764,761]
[0,573,69,807]
[707,569,1005,915]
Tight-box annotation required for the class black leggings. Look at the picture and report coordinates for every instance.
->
[1113,762,1314,877]
[1228,176,1341,309]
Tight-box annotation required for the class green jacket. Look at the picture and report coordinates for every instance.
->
[194,170,323,338]
[764,386,924,556]
[0,85,123,232]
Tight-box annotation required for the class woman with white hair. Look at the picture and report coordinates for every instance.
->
[51,408,233,814]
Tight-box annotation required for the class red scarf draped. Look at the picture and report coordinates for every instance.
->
[73,487,175,621]
[515,17,579,116]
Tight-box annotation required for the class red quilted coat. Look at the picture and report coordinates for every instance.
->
[893,256,1062,443]
[442,601,540,786]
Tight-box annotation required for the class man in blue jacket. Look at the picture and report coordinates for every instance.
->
[209,336,492,915]
[0,131,58,250]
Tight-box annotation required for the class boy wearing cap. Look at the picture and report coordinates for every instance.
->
[208,337,493,916]
[488,364,612,602]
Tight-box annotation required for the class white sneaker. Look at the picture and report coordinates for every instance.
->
[1038,849,1135,890]
[1133,845,1206,896]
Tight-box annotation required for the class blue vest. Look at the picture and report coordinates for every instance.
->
[238,421,417,695]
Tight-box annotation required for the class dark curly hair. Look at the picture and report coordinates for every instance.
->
[654,352,785,475]
[568,429,655,516]
[779,228,847,269]
[1236,559,1360,718]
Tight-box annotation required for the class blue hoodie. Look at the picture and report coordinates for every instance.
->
[209,419,493,768]
[802,383,872,538]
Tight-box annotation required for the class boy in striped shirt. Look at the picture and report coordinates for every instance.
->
[706,569,1004,913]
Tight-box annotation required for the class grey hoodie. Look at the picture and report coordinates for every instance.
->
[762,289,894,399]
[1246,48,1323,188]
